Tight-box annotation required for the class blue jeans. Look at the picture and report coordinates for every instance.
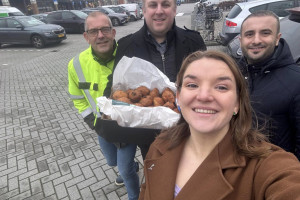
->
[98,136,139,200]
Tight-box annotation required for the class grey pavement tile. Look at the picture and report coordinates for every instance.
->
[69,164,82,177]
[59,163,71,175]
[8,167,28,179]
[77,177,97,190]
[66,185,81,200]
[0,187,8,195]
[0,188,21,200]
[19,169,38,180]
[65,175,85,188]
[55,183,68,199]
[52,173,73,186]
[19,178,30,193]
[0,174,7,188]
[105,191,121,200]
[29,170,50,182]
[79,187,94,199]
[93,189,108,200]
[8,176,18,191]
[40,171,61,184]
[42,181,55,197]
[90,178,110,192]
[31,179,42,195]
[27,159,37,171]
[81,165,94,179]
[92,167,106,181]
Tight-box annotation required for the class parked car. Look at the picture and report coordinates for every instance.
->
[120,3,142,21]
[46,10,87,33]
[219,0,299,46]
[227,7,300,64]
[31,13,48,23]
[0,6,24,17]
[82,7,128,26]
[102,5,131,18]
[0,16,66,48]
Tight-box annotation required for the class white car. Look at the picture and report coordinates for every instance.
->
[120,3,142,21]
[219,0,299,46]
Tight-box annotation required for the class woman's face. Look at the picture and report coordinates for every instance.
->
[177,58,239,137]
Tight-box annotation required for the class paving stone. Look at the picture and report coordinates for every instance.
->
[42,181,55,197]
[65,175,85,188]
[19,178,30,193]
[55,183,68,199]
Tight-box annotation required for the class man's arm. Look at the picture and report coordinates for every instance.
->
[68,60,95,129]
[292,93,300,160]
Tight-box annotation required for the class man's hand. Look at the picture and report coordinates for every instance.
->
[84,113,95,130]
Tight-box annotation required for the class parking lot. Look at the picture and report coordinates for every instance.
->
[0,3,225,200]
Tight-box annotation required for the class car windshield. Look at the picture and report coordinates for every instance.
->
[71,10,88,19]
[102,7,115,14]
[18,16,45,26]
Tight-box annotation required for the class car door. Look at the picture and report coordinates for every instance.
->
[61,11,77,32]
[47,12,62,27]
[5,18,28,44]
[0,18,8,43]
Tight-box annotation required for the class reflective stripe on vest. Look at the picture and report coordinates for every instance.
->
[73,54,101,118]
[69,94,85,100]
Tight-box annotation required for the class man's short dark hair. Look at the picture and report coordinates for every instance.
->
[241,10,280,34]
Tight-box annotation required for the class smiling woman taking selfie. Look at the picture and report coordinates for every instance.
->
[139,50,300,200]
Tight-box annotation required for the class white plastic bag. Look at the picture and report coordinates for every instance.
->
[97,56,180,129]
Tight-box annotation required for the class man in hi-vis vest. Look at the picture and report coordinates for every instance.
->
[68,12,140,200]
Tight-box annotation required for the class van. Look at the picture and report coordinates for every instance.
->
[0,6,24,17]
[120,4,141,21]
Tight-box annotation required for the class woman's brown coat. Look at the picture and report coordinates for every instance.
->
[139,133,300,200]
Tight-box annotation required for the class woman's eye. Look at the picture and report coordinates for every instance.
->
[186,83,198,88]
[216,85,228,90]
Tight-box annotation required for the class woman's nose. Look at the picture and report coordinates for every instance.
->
[196,88,214,102]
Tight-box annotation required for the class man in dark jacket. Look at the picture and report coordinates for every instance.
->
[108,0,206,186]
[239,10,300,160]
[114,2,206,82]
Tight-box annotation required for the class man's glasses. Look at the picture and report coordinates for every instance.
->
[86,27,112,37]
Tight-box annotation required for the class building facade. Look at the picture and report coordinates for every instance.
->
[0,0,130,15]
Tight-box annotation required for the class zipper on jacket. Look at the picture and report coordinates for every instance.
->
[161,53,166,74]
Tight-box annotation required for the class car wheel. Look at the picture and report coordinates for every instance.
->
[112,18,120,26]
[130,15,136,21]
[31,35,45,49]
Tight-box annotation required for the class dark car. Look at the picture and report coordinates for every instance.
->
[46,10,87,33]
[227,7,300,65]
[31,13,48,23]
[0,16,66,48]
[82,7,128,26]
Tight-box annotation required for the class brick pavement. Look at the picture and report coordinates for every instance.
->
[0,33,146,199]
[0,14,225,200]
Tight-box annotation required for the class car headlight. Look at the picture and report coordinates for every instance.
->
[42,30,54,36]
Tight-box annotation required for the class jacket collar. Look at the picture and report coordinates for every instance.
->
[90,40,117,66]
[144,133,246,200]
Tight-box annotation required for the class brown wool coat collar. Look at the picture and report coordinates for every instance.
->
[143,133,246,200]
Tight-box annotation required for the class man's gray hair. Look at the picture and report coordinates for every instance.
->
[241,10,280,34]
[84,11,113,32]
